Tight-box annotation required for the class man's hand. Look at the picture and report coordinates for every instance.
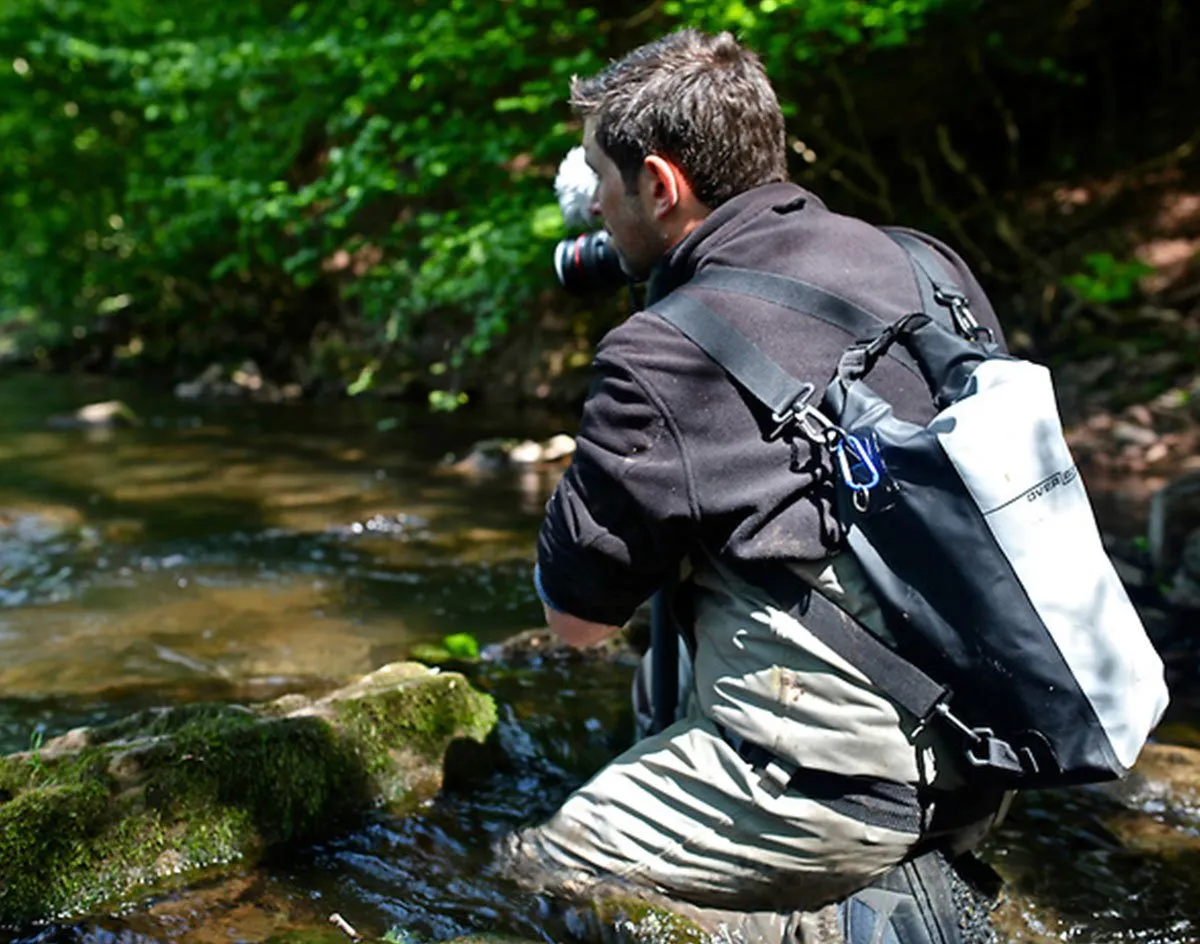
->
[543,604,622,648]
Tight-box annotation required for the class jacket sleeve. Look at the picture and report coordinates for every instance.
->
[537,343,695,627]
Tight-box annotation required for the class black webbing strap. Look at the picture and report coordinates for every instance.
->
[649,573,678,736]
[885,229,987,344]
[736,558,950,723]
[682,266,924,382]
[798,583,948,723]
[714,721,923,834]
[650,289,815,417]
[647,242,959,733]
[884,230,945,323]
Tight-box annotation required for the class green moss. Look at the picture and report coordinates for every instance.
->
[335,673,497,764]
[591,896,709,944]
[0,667,497,929]
[0,743,110,798]
[145,716,372,846]
[0,782,110,923]
[90,703,259,745]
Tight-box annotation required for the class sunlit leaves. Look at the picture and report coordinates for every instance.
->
[662,0,973,59]
[0,0,976,382]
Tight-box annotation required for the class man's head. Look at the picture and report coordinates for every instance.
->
[570,29,788,279]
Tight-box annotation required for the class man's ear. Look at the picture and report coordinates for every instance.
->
[643,154,690,220]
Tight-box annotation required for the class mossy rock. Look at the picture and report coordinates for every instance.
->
[592,896,709,944]
[0,662,496,929]
[437,937,548,944]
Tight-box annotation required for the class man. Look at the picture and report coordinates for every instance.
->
[505,28,1005,944]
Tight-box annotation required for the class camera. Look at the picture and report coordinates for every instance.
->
[551,146,630,296]
[553,230,626,295]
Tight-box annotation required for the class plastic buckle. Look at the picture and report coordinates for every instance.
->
[836,346,870,382]
[929,702,1029,777]
[965,732,1027,776]
[863,326,898,362]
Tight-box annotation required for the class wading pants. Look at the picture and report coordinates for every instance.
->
[501,700,932,943]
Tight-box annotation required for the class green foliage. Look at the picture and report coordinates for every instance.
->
[410,632,481,665]
[0,0,979,390]
[661,0,965,58]
[1063,253,1156,306]
[442,632,481,660]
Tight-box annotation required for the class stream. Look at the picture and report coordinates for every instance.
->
[0,371,1197,944]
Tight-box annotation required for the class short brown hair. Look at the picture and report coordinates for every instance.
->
[570,30,788,208]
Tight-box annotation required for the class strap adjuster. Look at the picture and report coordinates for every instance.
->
[921,700,1036,779]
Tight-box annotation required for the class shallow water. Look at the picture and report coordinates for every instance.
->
[0,373,557,741]
[0,371,1197,944]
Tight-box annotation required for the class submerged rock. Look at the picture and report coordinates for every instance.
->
[0,662,496,928]
[480,626,636,666]
[46,400,141,429]
[441,435,576,475]
[174,361,303,403]
[1097,742,1200,859]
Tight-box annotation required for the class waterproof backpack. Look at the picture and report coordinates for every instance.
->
[650,230,1169,788]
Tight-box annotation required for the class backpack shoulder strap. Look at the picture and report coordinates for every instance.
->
[686,267,885,338]
[650,288,816,421]
[681,266,924,382]
[883,230,943,320]
[883,229,988,341]
[648,263,929,421]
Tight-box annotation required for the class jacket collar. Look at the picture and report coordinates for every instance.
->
[645,181,822,305]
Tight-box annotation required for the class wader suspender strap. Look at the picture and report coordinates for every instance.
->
[647,238,959,729]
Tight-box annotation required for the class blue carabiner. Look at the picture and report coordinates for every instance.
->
[835,434,881,511]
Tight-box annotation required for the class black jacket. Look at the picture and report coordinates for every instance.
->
[538,182,1002,626]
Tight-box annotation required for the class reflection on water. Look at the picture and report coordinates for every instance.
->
[1,372,1198,943]
[0,373,557,753]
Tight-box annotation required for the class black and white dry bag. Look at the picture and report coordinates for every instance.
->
[651,232,1169,787]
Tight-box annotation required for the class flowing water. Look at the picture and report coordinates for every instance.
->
[0,371,1197,944]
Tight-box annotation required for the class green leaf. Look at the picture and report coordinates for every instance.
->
[347,364,376,396]
[442,633,480,660]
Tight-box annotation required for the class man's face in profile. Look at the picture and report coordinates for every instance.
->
[582,119,669,281]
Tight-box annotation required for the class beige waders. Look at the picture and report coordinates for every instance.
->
[501,555,1004,943]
